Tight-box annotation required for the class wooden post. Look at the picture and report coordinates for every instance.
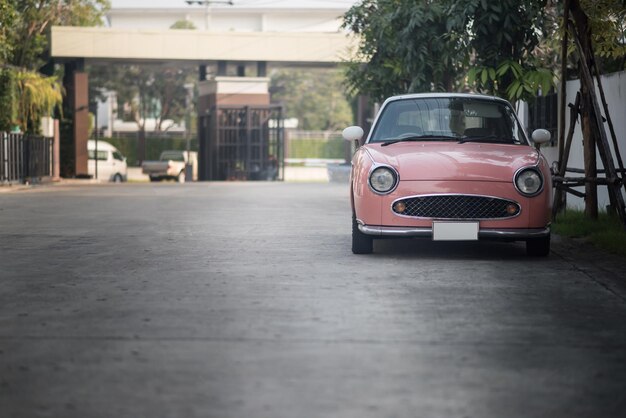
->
[591,51,626,196]
[52,119,60,181]
[73,72,89,177]
[558,0,570,165]
[571,20,626,226]
[553,92,581,218]
[568,3,598,218]
[581,84,598,218]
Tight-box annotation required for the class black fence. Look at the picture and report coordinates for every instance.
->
[1,132,53,184]
[199,105,284,181]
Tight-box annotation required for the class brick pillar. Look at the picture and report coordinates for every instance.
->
[73,72,89,176]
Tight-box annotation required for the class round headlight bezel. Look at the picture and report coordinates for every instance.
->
[514,167,544,197]
[368,165,399,195]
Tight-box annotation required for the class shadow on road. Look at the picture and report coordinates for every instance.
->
[370,238,535,261]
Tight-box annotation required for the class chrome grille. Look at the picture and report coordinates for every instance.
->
[392,194,520,219]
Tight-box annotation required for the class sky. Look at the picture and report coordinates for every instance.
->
[109,0,360,9]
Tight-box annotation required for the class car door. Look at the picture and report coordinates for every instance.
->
[112,150,127,178]
[88,149,110,180]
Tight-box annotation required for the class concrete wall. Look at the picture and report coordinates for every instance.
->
[540,70,626,210]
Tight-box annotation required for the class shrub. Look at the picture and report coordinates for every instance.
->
[0,68,16,131]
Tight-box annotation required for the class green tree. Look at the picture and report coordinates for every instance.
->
[15,69,63,132]
[581,0,626,72]
[0,0,17,64]
[343,0,559,102]
[170,19,197,30]
[342,0,467,101]
[7,0,109,70]
[270,68,353,130]
[90,63,194,134]
[452,0,555,100]
[0,0,108,133]
[0,68,16,131]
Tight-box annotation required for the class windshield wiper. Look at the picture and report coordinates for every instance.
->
[458,135,515,144]
[380,134,457,147]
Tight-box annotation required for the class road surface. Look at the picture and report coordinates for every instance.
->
[1,182,625,417]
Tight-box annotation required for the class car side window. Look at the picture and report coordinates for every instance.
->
[88,150,108,161]
[113,151,124,161]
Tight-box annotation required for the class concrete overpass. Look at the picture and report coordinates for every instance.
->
[51,26,357,65]
[50,26,359,177]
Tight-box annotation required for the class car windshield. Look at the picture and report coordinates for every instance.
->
[368,97,528,145]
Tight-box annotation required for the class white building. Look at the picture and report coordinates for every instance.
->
[105,0,355,32]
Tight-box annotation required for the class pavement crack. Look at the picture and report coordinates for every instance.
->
[552,247,626,305]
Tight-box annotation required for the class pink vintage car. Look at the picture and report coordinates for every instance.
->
[343,93,553,256]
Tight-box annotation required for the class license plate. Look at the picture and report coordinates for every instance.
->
[432,221,479,241]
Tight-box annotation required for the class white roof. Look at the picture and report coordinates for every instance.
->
[383,92,511,105]
[88,140,118,151]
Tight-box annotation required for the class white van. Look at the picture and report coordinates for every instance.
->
[88,140,128,182]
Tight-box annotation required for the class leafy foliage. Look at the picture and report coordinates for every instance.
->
[581,0,626,71]
[467,60,555,100]
[5,0,109,70]
[0,68,16,131]
[14,70,63,133]
[0,0,17,64]
[269,69,353,131]
[170,20,197,30]
[343,0,558,102]
[342,0,467,101]
[89,63,195,133]
[0,1,108,133]
[450,0,556,100]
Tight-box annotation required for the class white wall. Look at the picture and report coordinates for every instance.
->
[540,70,626,210]
[107,9,344,32]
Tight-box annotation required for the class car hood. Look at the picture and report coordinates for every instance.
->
[364,142,540,182]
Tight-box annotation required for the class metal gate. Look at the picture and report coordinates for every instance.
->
[199,105,284,181]
[1,133,53,184]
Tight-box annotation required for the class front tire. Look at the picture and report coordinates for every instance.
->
[352,214,373,254]
[526,234,550,257]
[113,174,123,183]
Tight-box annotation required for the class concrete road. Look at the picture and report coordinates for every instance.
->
[1,182,626,418]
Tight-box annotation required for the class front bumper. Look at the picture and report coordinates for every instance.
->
[358,222,550,240]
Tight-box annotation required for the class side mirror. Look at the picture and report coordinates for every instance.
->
[342,126,364,148]
[342,126,364,141]
[531,129,551,146]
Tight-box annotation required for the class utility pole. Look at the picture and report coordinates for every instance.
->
[184,0,234,31]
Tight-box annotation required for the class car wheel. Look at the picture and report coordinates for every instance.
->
[149,176,160,182]
[178,171,185,183]
[526,234,550,257]
[113,174,123,183]
[352,214,373,254]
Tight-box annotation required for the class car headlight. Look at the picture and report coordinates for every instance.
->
[515,167,543,196]
[369,166,398,194]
